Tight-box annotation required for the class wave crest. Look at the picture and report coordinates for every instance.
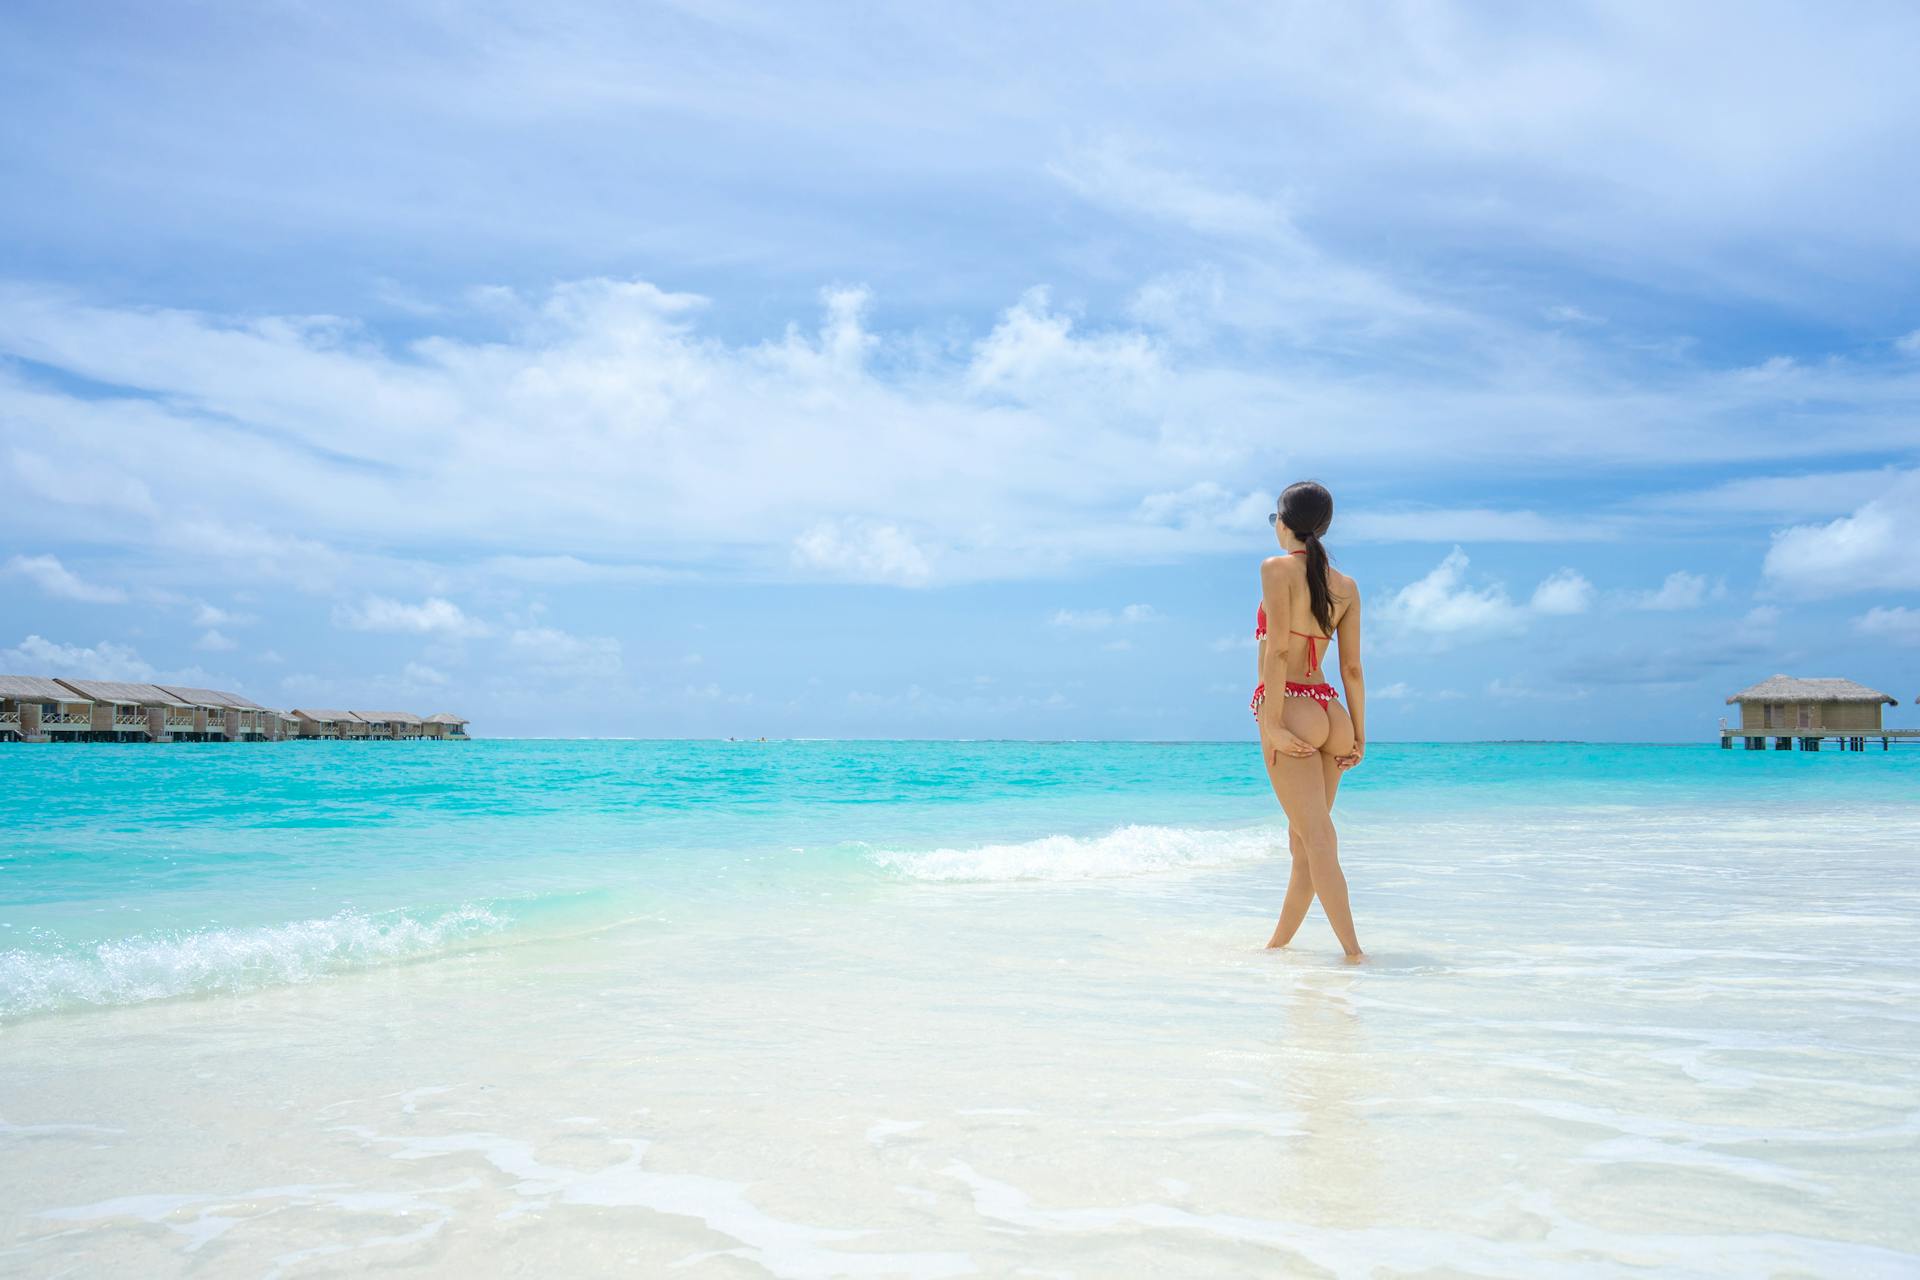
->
[868,823,1278,882]
[1,906,509,1020]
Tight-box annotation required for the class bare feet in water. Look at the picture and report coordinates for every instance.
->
[1263,935,1365,963]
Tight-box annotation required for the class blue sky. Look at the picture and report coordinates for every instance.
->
[2,2,1918,740]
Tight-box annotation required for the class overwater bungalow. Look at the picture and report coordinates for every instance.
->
[1723,674,1906,750]
[354,710,425,740]
[56,679,196,741]
[2,676,462,746]
[422,713,470,740]
[0,675,95,742]
[291,709,357,740]
[159,685,272,741]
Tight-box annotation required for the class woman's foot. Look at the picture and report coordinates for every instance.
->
[1341,950,1367,965]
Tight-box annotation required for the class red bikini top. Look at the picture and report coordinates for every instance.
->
[1256,550,1330,676]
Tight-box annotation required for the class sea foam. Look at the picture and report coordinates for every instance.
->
[867,822,1280,882]
[0,906,509,1019]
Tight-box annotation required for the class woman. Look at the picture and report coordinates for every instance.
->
[1252,481,1366,961]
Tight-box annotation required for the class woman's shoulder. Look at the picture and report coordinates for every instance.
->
[1260,554,1305,586]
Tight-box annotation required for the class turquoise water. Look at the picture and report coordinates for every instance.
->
[4,740,1918,1274]
[3,739,1914,1019]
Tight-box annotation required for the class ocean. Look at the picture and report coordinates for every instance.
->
[2,740,1916,1276]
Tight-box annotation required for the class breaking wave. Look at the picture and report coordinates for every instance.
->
[0,906,512,1020]
[867,822,1281,882]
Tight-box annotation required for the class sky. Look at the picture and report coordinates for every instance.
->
[2,1,1918,740]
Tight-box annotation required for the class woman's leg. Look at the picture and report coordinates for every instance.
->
[1261,699,1324,949]
[1265,699,1362,958]
[1288,705,1352,938]
[1267,826,1316,948]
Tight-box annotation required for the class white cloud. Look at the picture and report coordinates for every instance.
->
[1488,677,1589,701]
[966,287,1160,398]
[683,681,752,704]
[8,271,1920,601]
[1344,510,1616,545]
[335,596,491,637]
[1373,681,1412,700]
[403,661,449,686]
[1634,570,1716,611]
[1379,548,1527,637]
[194,629,237,652]
[1855,605,1920,644]
[792,520,933,586]
[479,555,680,585]
[1050,140,1297,243]
[1049,604,1158,630]
[1897,330,1920,357]
[1048,139,1434,333]
[1645,467,1911,521]
[1742,605,1781,627]
[1,634,154,681]
[1763,471,1920,595]
[4,554,126,604]
[507,626,622,679]
[1383,550,1607,641]
[1530,569,1595,615]
[1135,483,1272,535]
[193,602,256,627]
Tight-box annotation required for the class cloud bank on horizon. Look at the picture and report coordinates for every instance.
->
[1,2,1917,738]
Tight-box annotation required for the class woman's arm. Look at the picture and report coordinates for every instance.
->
[1336,587,1365,766]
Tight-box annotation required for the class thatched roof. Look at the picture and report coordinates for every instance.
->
[56,679,189,706]
[0,675,92,703]
[1726,675,1897,705]
[291,708,361,723]
[159,685,267,710]
[354,710,424,725]
[424,712,468,724]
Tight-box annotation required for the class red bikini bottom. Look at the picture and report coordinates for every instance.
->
[1250,682,1339,716]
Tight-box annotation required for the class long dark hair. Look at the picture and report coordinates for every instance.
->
[1278,480,1335,634]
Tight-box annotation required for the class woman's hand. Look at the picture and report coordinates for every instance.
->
[1261,707,1316,762]
[1336,740,1365,770]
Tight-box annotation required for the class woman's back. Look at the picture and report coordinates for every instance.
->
[1261,554,1356,682]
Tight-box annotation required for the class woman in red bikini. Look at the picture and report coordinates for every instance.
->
[1252,481,1366,961]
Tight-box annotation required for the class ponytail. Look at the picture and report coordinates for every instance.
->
[1277,480,1336,634]
[1302,530,1333,635]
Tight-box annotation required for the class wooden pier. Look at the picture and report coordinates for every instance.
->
[1720,728,1919,751]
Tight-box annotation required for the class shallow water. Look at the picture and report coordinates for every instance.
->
[2,741,1916,1275]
